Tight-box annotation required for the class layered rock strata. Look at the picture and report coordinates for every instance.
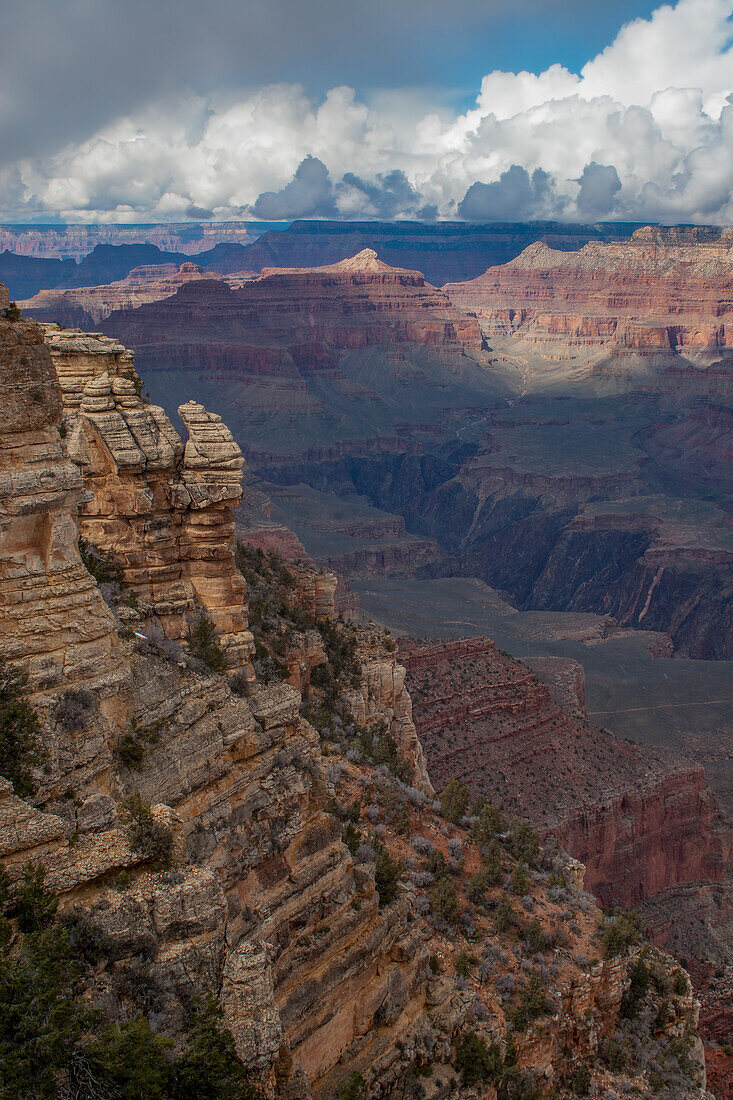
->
[40,324,253,670]
[445,226,733,387]
[400,637,732,907]
[0,312,124,695]
[20,262,231,326]
[104,249,488,374]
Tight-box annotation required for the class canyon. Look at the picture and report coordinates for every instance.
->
[71,231,731,661]
[1,281,708,1098]
[1,218,643,299]
[4,218,732,1088]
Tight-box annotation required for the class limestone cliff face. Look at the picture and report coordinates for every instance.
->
[0,315,124,695]
[0,290,709,1099]
[41,324,253,671]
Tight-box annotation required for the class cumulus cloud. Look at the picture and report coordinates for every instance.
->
[2,0,733,224]
[458,166,556,220]
[576,162,623,216]
[251,156,336,219]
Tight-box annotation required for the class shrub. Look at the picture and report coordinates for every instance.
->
[172,994,264,1099]
[620,955,652,1019]
[454,950,477,978]
[507,821,540,866]
[570,1064,591,1096]
[122,793,173,869]
[0,923,89,1097]
[440,779,469,823]
[358,724,412,783]
[522,917,548,954]
[343,823,361,856]
[422,847,450,879]
[6,862,58,934]
[467,870,489,905]
[471,802,505,844]
[62,909,118,969]
[0,659,45,797]
[186,612,228,673]
[337,1071,366,1099]
[510,861,529,895]
[78,538,123,585]
[673,970,689,996]
[507,972,549,1031]
[430,878,460,924]
[601,1037,627,1071]
[603,909,644,958]
[496,896,515,934]
[4,301,21,321]
[454,1031,500,1086]
[85,1016,173,1099]
[116,717,166,770]
[374,845,403,907]
[54,687,96,732]
[482,838,502,885]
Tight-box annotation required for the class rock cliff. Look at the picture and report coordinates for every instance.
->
[41,324,254,671]
[400,637,732,907]
[20,262,234,326]
[444,227,733,391]
[0,285,708,1099]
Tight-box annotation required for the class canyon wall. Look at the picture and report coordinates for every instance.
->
[444,227,733,388]
[20,262,232,326]
[0,284,708,1099]
[400,637,732,908]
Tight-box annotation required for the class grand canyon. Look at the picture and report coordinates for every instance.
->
[2,207,731,1097]
[3,1,733,1095]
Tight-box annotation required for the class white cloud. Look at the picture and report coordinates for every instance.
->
[3,0,732,224]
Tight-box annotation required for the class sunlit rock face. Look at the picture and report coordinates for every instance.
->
[40,324,254,672]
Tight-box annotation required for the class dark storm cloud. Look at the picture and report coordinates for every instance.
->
[250,160,432,220]
[341,170,422,218]
[458,166,557,220]
[250,157,336,219]
[576,162,623,216]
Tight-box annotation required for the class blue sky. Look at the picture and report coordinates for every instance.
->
[1,0,732,223]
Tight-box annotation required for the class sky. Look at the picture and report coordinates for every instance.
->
[1,0,732,224]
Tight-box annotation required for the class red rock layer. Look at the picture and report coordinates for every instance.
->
[20,263,232,325]
[400,637,732,908]
[445,225,733,363]
[103,249,487,375]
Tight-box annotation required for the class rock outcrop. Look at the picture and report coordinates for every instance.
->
[0,311,124,694]
[20,262,233,326]
[41,324,254,670]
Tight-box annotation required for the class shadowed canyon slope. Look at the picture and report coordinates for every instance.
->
[101,248,509,458]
